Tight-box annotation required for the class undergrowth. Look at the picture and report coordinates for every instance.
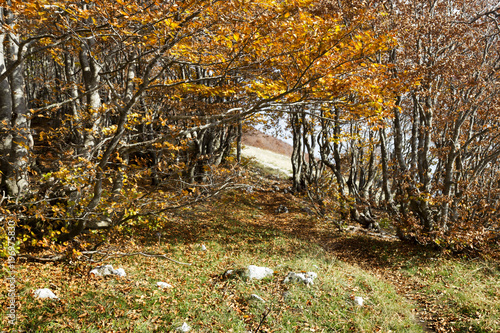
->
[1,179,499,332]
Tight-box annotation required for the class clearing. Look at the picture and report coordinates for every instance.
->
[2,146,499,332]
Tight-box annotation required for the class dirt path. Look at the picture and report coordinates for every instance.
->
[246,183,451,332]
[242,145,453,332]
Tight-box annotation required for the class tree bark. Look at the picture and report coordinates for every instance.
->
[0,8,32,198]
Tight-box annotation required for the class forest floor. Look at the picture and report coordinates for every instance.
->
[2,137,500,332]
[3,168,499,332]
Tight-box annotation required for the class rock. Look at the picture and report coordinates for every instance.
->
[157,282,173,289]
[246,265,274,280]
[200,244,207,251]
[283,271,318,286]
[354,296,364,306]
[90,264,126,277]
[113,268,126,277]
[175,322,191,332]
[223,269,235,278]
[223,265,273,281]
[33,288,58,299]
[250,294,265,303]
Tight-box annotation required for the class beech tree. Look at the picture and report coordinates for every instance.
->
[0,2,35,198]
[1,0,497,253]
[285,0,500,247]
[379,0,500,245]
[0,0,396,251]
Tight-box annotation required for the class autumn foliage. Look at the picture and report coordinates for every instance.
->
[0,0,499,254]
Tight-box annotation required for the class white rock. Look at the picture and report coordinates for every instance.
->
[223,269,234,278]
[175,322,191,332]
[201,244,207,251]
[354,296,364,306]
[283,272,317,286]
[250,294,265,303]
[113,268,126,277]
[157,282,173,289]
[34,288,58,299]
[90,264,126,277]
[246,265,273,280]
[90,265,113,276]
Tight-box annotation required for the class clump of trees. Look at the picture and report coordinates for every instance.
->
[0,0,498,254]
[288,0,500,249]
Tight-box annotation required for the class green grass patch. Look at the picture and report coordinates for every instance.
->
[3,204,423,332]
[3,188,499,332]
[401,258,500,332]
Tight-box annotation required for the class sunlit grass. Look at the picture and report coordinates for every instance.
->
[2,185,499,332]
[402,259,500,332]
[3,204,423,332]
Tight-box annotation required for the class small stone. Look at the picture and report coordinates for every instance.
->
[354,296,364,306]
[246,265,274,280]
[33,288,58,299]
[276,205,289,213]
[200,244,207,251]
[223,269,234,278]
[176,322,191,332]
[90,264,126,277]
[283,271,317,286]
[223,266,273,281]
[113,268,126,277]
[250,294,265,303]
[157,282,173,289]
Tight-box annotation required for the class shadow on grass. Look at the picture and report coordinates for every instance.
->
[130,187,439,275]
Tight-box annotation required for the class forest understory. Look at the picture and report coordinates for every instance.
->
[3,164,499,332]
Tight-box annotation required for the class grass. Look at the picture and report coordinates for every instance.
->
[400,258,500,332]
[3,196,423,332]
[2,178,499,332]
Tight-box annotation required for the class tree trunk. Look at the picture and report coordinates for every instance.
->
[379,127,393,206]
[79,47,102,158]
[0,9,32,198]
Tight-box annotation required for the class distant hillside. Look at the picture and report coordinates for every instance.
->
[241,128,293,157]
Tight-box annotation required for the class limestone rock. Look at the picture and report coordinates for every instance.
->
[90,264,126,277]
[157,282,173,289]
[354,296,364,306]
[246,265,274,280]
[223,265,273,281]
[33,288,58,299]
[175,322,191,332]
[283,271,317,286]
[250,294,265,303]
[276,205,289,213]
